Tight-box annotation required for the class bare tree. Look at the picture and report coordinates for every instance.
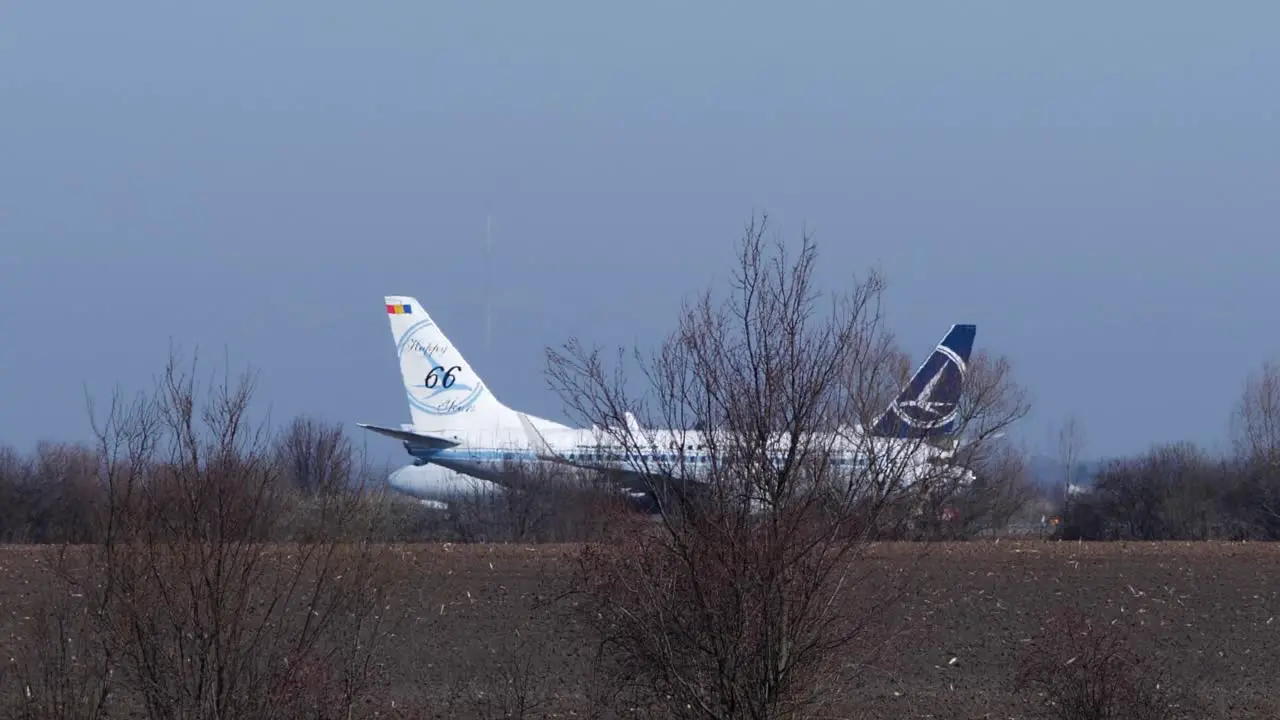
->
[1055,414,1087,516]
[0,442,101,543]
[1230,361,1280,528]
[942,439,1038,538]
[959,352,1034,447]
[1233,360,1280,463]
[1072,442,1219,541]
[24,348,397,720]
[0,445,36,542]
[1016,608,1185,720]
[544,215,999,719]
[912,350,1033,539]
[273,415,357,494]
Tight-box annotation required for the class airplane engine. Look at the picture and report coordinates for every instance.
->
[387,464,504,505]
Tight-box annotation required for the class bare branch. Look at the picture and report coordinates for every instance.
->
[546,215,1000,718]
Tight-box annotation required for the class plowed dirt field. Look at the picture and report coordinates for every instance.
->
[4,541,1278,718]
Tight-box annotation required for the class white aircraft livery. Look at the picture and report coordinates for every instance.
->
[362,296,978,509]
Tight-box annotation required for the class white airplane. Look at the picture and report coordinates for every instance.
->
[361,296,978,510]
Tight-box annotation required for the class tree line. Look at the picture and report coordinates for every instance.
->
[0,412,631,546]
[1055,362,1280,541]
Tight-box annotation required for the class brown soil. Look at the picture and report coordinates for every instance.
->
[3,541,1278,718]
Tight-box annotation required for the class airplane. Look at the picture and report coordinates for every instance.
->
[362,296,978,511]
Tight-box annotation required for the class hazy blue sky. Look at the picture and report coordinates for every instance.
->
[3,3,1277,463]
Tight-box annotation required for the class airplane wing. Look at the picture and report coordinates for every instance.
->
[515,412,707,500]
[356,423,460,449]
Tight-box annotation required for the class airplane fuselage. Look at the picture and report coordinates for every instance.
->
[387,419,968,507]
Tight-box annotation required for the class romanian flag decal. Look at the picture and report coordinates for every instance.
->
[386,302,413,315]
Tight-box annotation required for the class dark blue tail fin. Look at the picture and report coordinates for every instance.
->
[869,324,976,439]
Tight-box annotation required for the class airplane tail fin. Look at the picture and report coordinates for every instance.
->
[869,324,976,439]
[383,296,511,435]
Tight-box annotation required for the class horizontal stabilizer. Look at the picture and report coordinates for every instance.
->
[356,423,460,449]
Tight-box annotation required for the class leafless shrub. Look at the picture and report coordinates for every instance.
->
[5,348,399,720]
[928,438,1039,539]
[446,458,641,544]
[442,625,575,720]
[545,215,1005,718]
[1062,443,1231,541]
[0,445,35,542]
[1229,360,1280,532]
[956,351,1034,447]
[0,549,113,720]
[906,350,1033,540]
[274,415,359,494]
[360,489,460,542]
[1015,609,1186,720]
[1043,359,1280,541]
[0,442,101,543]
[1233,360,1280,464]
[1043,360,1280,540]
